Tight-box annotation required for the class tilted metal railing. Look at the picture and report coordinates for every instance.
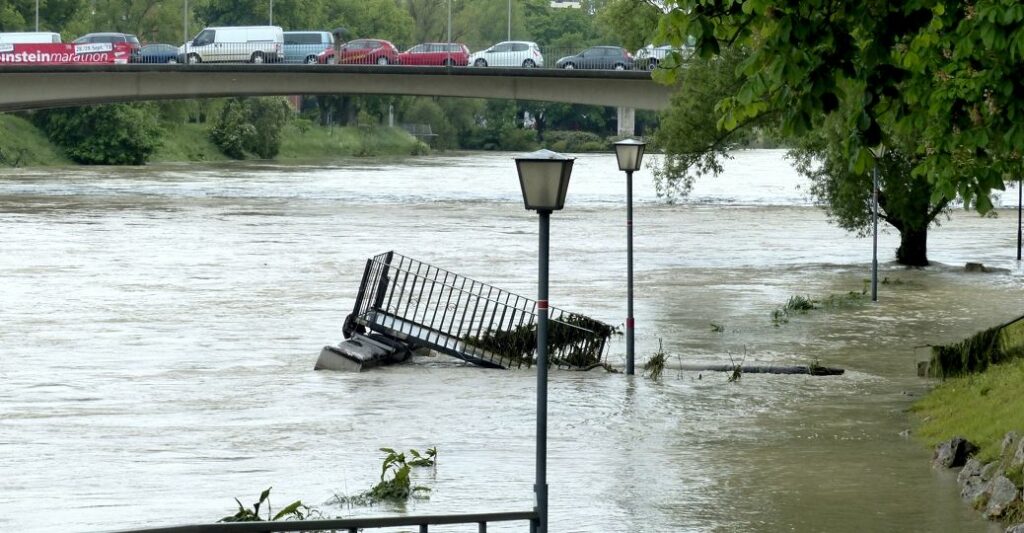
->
[97,510,539,533]
[347,251,612,370]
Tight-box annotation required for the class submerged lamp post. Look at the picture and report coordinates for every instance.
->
[614,138,646,375]
[515,148,574,533]
[869,143,886,302]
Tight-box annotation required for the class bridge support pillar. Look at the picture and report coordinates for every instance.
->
[616,106,635,137]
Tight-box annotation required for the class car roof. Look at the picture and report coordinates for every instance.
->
[284,30,328,34]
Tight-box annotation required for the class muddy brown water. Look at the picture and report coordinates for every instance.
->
[1,151,1020,532]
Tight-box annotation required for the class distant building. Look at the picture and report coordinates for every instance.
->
[550,0,581,8]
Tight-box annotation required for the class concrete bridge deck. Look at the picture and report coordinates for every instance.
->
[0,64,674,112]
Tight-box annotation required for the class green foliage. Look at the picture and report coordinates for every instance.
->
[210,97,291,160]
[544,130,608,153]
[929,317,1024,379]
[770,290,868,326]
[219,487,309,522]
[653,0,1024,218]
[335,447,436,506]
[34,103,160,165]
[402,98,458,150]
[0,113,68,166]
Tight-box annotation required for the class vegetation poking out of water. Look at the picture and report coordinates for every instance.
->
[770,289,869,326]
[913,359,1024,463]
[710,322,725,333]
[644,339,667,381]
[462,313,615,368]
[929,317,1024,378]
[333,447,437,507]
[219,487,309,523]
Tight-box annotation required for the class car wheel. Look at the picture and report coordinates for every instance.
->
[443,58,454,67]
[166,57,178,64]
[614,63,626,70]
[187,53,201,64]
[305,55,318,64]
[522,59,536,68]
[250,52,265,64]
[646,59,659,71]
[474,58,487,67]
[562,63,575,70]
[326,56,337,65]
[376,56,389,65]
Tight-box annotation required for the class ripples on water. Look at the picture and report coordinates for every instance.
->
[0,151,1018,532]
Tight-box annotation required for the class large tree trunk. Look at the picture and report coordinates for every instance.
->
[896,226,929,266]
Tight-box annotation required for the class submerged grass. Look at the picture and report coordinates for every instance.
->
[770,289,868,326]
[912,358,1024,463]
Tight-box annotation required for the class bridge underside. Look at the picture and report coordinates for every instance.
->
[0,64,674,112]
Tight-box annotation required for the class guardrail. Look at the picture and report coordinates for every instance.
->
[1,42,677,70]
[97,510,539,533]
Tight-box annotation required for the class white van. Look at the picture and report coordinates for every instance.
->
[0,32,62,44]
[180,26,283,64]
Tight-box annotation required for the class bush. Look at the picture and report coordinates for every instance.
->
[210,97,291,159]
[543,130,609,152]
[34,103,161,165]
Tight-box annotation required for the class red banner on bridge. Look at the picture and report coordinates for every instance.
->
[0,42,133,65]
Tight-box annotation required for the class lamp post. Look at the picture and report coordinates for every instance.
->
[614,138,646,375]
[446,0,452,66]
[269,0,274,25]
[183,0,189,59]
[1017,178,1022,262]
[515,148,574,533]
[35,0,39,31]
[508,0,512,41]
[868,143,886,302]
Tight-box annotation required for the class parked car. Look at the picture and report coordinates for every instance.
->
[634,42,693,70]
[73,32,140,60]
[0,32,61,44]
[397,42,470,66]
[179,26,283,64]
[468,41,543,68]
[134,43,180,63]
[317,39,399,65]
[555,45,633,70]
[283,30,333,64]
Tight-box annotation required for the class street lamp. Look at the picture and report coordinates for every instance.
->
[269,0,274,25]
[1017,177,1022,262]
[35,0,39,31]
[614,138,646,375]
[515,148,574,533]
[869,143,886,302]
[508,0,512,41]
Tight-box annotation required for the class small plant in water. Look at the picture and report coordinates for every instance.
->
[710,322,725,333]
[644,339,667,381]
[334,447,437,506]
[220,487,308,522]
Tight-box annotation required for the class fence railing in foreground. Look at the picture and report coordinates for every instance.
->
[98,510,539,533]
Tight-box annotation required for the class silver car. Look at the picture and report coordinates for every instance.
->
[468,41,543,68]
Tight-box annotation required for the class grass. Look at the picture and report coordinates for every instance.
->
[912,358,1024,463]
[151,122,230,163]
[278,121,428,160]
[0,113,68,166]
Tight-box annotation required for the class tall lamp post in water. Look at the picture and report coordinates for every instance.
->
[869,143,886,302]
[515,149,574,533]
[1017,177,1022,262]
[614,138,646,375]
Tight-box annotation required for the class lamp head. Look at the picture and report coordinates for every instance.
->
[614,138,646,172]
[868,142,886,159]
[515,149,575,212]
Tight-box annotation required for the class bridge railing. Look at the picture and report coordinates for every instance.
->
[3,42,678,71]
[96,510,539,533]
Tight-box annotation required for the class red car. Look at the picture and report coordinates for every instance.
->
[317,39,399,65]
[397,43,470,66]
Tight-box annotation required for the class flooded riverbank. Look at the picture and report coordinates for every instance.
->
[0,151,1019,532]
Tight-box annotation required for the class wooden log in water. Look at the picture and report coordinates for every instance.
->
[674,364,844,376]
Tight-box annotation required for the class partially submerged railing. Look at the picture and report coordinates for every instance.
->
[347,251,613,369]
[98,510,539,533]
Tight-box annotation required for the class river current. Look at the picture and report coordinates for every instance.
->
[1,150,1021,532]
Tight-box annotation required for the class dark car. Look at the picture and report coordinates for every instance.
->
[555,45,634,70]
[317,39,399,65]
[398,43,470,66]
[135,43,180,63]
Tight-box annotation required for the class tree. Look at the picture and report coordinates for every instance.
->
[653,1,1024,214]
[34,103,161,165]
[210,97,291,159]
[1,0,82,33]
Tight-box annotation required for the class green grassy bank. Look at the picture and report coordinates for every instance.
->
[913,358,1024,462]
[2,113,426,167]
[0,113,69,166]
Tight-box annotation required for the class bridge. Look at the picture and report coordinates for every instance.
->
[0,64,674,135]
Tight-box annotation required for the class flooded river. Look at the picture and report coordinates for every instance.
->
[1,150,1021,532]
